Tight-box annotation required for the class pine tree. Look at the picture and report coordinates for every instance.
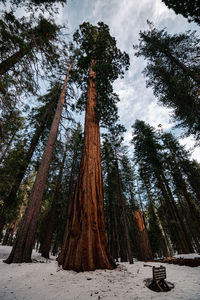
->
[132,120,194,254]
[102,125,134,263]
[120,153,153,261]
[0,110,24,164]
[134,26,200,140]
[1,0,68,11]
[4,60,73,264]
[0,84,60,234]
[58,22,129,271]
[161,0,200,24]
[0,12,68,103]
[40,129,71,259]
[161,132,200,252]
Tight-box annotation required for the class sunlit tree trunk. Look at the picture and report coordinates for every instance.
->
[133,210,153,261]
[58,60,116,271]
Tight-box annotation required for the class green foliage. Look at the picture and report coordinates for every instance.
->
[0,110,24,150]
[0,0,67,12]
[71,22,129,127]
[0,11,69,104]
[132,119,163,180]
[132,119,200,253]
[161,0,200,24]
[134,26,200,140]
[147,203,166,257]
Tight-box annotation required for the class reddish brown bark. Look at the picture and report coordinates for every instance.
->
[40,130,71,259]
[133,210,153,261]
[58,60,116,271]
[4,61,73,264]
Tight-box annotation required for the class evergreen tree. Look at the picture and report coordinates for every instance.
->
[4,60,73,264]
[120,153,153,261]
[161,0,200,25]
[1,0,68,11]
[0,84,60,235]
[161,132,200,252]
[40,129,71,259]
[0,109,24,164]
[102,124,134,263]
[134,26,200,140]
[58,22,129,271]
[0,12,68,104]
[132,120,194,254]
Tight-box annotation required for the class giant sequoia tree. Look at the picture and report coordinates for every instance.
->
[134,27,200,140]
[58,22,129,271]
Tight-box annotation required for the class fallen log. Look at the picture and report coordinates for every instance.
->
[157,257,200,267]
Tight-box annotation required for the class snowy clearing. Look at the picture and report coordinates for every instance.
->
[0,246,200,300]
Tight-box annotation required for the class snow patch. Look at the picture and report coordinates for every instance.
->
[0,246,200,300]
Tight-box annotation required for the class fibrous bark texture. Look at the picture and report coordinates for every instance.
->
[134,210,153,261]
[58,60,116,271]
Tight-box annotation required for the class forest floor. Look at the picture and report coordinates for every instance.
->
[0,245,200,300]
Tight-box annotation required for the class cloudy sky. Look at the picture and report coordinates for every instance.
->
[55,0,200,160]
[7,0,200,160]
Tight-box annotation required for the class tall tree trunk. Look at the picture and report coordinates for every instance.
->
[133,210,153,261]
[115,154,133,264]
[58,60,116,271]
[157,172,193,253]
[0,97,58,226]
[142,175,171,257]
[0,45,32,75]
[0,37,47,75]
[162,174,194,253]
[183,167,200,206]
[161,48,200,84]
[40,130,71,259]
[4,61,73,264]
[177,196,200,254]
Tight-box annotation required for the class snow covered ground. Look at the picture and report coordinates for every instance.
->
[0,246,200,300]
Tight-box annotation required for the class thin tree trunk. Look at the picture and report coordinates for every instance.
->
[184,167,200,206]
[162,49,200,84]
[162,174,194,253]
[0,97,58,226]
[115,154,133,264]
[177,196,200,254]
[0,128,17,164]
[0,46,32,75]
[58,59,116,271]
[142,176,171,257]
[40,130,71,259]
[157,172,193,253]
[4,60,73,264]
[0,36,46,75]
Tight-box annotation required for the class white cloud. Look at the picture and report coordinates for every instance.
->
[63,0,200,162]
[179,137,200,162]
